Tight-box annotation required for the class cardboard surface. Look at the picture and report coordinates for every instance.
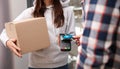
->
[5,17,50,54]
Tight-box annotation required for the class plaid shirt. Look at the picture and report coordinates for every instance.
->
[77,0,120,69]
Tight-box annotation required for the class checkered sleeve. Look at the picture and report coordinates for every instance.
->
[77,0,120,69]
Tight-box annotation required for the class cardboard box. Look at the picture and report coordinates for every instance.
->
[5,17,50,54]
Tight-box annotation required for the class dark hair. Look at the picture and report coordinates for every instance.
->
[33,0,64,28]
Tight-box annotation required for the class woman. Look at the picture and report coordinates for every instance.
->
[0,0,75,69]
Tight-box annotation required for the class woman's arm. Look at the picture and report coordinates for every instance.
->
[0,29,9,46]
[0,7,33,57]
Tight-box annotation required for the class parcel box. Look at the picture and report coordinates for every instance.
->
[5,17,50,54]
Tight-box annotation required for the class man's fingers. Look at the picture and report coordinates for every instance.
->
[72,35,81,46]
[73,35,80,39]
[76,41,80,46]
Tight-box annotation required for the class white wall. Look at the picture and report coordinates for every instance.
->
[9,0,27,20]
[8,0,29,69]
[0,0,13,69]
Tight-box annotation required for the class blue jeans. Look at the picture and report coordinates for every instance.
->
[28,64,69,69]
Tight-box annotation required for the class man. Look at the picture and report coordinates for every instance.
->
[76,0,120,69]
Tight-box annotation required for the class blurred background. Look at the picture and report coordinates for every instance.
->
[0,0,82,69]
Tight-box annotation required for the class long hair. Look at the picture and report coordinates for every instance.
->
[33,0,64,28]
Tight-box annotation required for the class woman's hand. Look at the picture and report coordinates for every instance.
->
[6,38,22,57]
[57,35,60,46]
[73,35,81,46]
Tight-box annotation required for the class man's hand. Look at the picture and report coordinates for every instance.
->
[73,35,81,46]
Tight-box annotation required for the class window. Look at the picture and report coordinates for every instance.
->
[69,0,83,35]
[70,0,82,24]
